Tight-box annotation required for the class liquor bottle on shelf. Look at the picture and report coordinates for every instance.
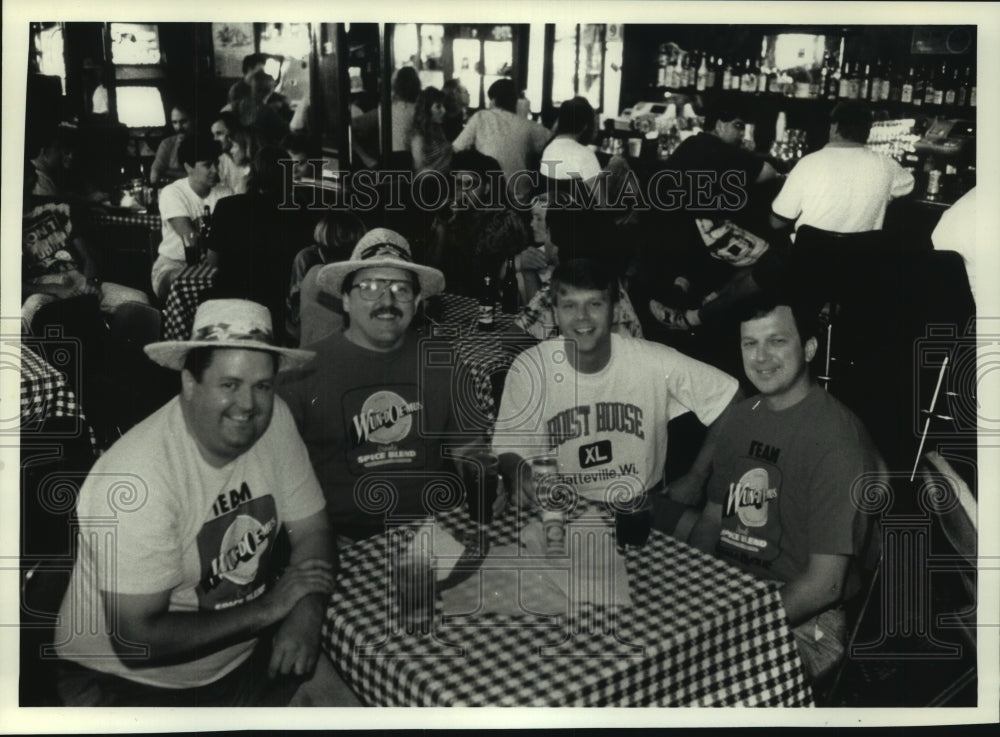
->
[825,55,841,100]
[956,66,969,107]
[766,65,780,95]
[969,73,976,107]
[756,54,769,94]
[912,66,925,107]
[869,60,883,102]
[687,50,699,88]
[879,61,893,102]
[943,66,957,106]
[932,64,946,106]
[923,65,937,106]
[657,43,668,87]
[859,63,871,101]
[696,53,708,91]
[730,58,744,91]
[847,63,861,100]
[721,57,733,90]
[838,62,852,99]
[900,67,914,104]
[740,57,756,93]
[706,55,717,89]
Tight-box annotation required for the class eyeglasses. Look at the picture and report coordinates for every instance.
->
[350,278,416,302]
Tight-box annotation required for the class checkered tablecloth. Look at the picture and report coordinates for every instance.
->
[18,343,97,450]
[161,262,218,340]
[421,293,525,429]
[322,503,813,707]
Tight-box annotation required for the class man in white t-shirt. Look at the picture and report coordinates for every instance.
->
[452,78,549,205]
[770,101,914,238]
[150,135,234,300]
[493,259,739,511]
[52,300,358,706]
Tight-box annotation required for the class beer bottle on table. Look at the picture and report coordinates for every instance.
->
[199,205,212,261]
[478,275,496,331]
[501,256,520,314]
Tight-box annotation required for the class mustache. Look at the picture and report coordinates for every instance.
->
[370,306,404,319]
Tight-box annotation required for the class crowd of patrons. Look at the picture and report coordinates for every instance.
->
[19,58,979,707]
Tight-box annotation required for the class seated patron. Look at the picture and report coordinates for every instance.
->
[278,229,462,543]
[53,299,358,706]
[493,259,740,513]
[22,161,149,329]
[689,300,884,681]
[150,134,234,300]
[288,211,367,345]
[150,104,193,186]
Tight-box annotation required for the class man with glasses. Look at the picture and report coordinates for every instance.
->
[278,228,459,542]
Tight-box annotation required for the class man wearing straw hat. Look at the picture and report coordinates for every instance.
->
[53,299,358,705]
[278,228,459,543]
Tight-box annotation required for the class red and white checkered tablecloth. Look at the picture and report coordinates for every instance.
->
[322,502,813,707]
[161,262,218,340]
[18,343,97,451]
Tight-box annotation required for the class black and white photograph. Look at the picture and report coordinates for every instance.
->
[1,0,997,730]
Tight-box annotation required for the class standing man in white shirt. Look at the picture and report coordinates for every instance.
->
[770,101,914,238]
[150,134,234,300]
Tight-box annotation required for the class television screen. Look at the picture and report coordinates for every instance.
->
[116,86,166,128]
[110,22,162,65]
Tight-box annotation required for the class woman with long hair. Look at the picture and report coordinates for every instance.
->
[390,66,421,153]
[408,86,452,173]
[441,78,470,142]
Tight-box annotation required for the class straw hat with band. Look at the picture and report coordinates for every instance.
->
[316,227,445,299]
[145,299,314,371]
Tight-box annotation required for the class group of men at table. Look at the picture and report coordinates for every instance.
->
[52,221,883,705]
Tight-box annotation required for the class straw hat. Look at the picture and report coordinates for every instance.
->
[144,299,314,371]
[316,228,445,298]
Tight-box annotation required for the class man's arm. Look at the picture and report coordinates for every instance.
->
[689,500,722,555]
[779,553,850,627]
[268,509,337,678]
[756,160,779,184]
[105,556,335,666]
[667,388,743,506]
[769,210,795,231]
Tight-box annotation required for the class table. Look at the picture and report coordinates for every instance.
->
[87,209,162,231]
[322,502,813,707]
[17,342,97,451]
[419,293,529,430]
[161,262,218,340]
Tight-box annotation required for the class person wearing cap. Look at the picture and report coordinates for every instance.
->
[277,228,460,542]
[53,299,358,706]
[151,133,234,301]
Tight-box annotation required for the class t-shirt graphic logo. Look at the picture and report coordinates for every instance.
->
[196,495,278,609]
[350,390,422,446]
[726,467,777,528]
[579,439,613,468]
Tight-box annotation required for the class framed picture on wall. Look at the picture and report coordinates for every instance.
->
[213,22,254,78]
